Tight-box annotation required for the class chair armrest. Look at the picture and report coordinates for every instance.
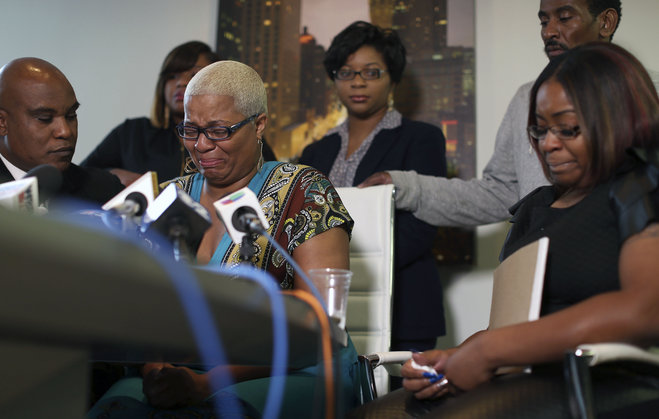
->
[363,351,413,368]
[566,343,659,419]
[363,351,412,377]
[575,343,659,367]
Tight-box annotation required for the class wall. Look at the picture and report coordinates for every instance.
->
[0,0,217,164]
[1,0,658,347]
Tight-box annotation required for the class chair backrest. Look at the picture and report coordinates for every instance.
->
[335,184,395,396]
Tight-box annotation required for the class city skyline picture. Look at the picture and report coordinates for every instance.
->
[217,0,475,264]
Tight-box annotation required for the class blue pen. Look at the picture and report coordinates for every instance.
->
[429,374,445,384]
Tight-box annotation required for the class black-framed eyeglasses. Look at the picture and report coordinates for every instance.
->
[177,114,259,141]
[333,68,387,81]
[527,124,581,142]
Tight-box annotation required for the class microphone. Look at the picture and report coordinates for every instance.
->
[214,186,324,308]
[232,206,264,234]
[102,171,159,214]
[24,164,63,205]
[141,183,212,262]
[0,164,62,212]
[213,186,270,244]
[110,191,149,217]
[0,176,39,212]
[101,171,159,232]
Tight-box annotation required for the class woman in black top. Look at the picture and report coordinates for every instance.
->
[351,43,659,418]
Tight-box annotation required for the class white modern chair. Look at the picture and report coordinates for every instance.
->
[335,184,395,397]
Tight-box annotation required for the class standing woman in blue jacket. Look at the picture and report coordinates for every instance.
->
[299,21,448,375]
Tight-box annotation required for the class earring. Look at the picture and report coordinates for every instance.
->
[256,137,264,171]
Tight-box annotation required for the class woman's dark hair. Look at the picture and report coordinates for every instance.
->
[323,21,406,84]
[528,42,659,191]
[150,41,221,128]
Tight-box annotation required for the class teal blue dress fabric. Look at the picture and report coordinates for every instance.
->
[88,339,359,418]
[88,162,359,418]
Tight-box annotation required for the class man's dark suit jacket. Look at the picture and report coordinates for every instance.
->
[300,117,448,342]
[0,160,124,206]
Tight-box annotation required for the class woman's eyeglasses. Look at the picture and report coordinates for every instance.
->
[333,68,387,81]
[527,124,580,142]
[177,114,259,141]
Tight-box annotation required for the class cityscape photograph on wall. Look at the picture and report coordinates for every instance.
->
[217,0,475,264]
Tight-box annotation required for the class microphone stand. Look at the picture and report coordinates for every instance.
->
[168,217,195,263]
[239,232,258,262]
[101,211,140,236]
[120,213,141,235]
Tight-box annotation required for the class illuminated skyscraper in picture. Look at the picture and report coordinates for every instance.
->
[217,0,301,157]
[299,27,328,118]
[368,0,395,27]
[369,0,475,180]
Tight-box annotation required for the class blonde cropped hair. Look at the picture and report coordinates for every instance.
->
[185,60,267,117]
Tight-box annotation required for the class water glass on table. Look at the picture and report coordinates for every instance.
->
[308,268,352,329]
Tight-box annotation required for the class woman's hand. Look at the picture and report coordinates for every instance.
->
[401,350,453,399]
[142,363,211,409]
[443,331,497,391]
[402,331,498,399]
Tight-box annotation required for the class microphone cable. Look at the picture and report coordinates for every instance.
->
[200,263,288,419]
[247,224,328,314]
[251,226,340,419]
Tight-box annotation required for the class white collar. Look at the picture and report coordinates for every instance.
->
[0,152,27,180]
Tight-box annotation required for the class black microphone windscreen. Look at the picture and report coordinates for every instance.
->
[231,206,258,233]
[142,185,211,256]
[124,191,148,216]
[24,164,63,203]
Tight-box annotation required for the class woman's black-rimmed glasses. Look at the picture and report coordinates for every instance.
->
[177,113,259,141]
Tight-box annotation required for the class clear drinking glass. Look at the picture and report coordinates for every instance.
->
[308,268,352,329]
